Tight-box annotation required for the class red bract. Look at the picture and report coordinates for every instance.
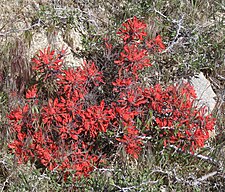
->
[116,134,142,159]
[147,34,166,52]
[26,84,38,99]
[112,78,132,89]
[8,108,23,121]
[78,100,115,138]
[103,37,113,51]
[114,44,151,76]
[32,46,64,72]
[79,61,105,86]
[117,16,147,42]
[155,34,166,51]
[32,46,65,82]
[115,44,147,64]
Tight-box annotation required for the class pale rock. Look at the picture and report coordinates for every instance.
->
[190,72,217,114]
[29,29,83,68]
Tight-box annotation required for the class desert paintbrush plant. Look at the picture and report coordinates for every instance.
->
[7,16,216,182]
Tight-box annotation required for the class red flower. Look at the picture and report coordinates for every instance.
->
[26,84,38,99]
[115,44,148,64]
[147,35,166,52]
[117,16,147,42]
[112,78,132,87]
[155,35,166,51]
[7,108,23,121]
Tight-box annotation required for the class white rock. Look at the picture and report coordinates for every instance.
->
[191,72,217,114]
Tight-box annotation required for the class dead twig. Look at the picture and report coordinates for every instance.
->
[192,171,218,186]
[154,8,185,53]
[0,20,41,37]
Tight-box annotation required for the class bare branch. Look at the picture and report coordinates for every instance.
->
[112,178,159,192]
[0,20,41,37]
[192,171,218,186]
[154,8,185,53]
[168,144,222,168]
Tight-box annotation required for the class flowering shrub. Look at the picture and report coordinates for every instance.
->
[7,16,216,179]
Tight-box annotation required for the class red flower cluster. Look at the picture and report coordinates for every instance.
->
[8,48,111,178]
[117,16,147,42]
[141,83,215,151]
[7,16,215,180]
[111,16,215,156]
